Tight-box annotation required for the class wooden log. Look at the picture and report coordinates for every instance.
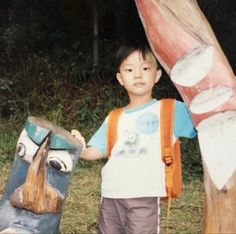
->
[10,135,64,214]
[135,0,202,72]
[135,0,236,233]
[135,0,234,74]
[170,45,236,125]
[197,111,236,233]
[0,116,82,233]
[135,0,236,125]
[202,161,236,233]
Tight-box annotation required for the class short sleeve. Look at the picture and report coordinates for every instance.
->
[87,120,107,157]
[174,101,197,138]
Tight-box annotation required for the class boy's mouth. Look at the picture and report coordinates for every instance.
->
[134,82,145,86]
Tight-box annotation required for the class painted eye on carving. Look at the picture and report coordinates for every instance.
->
[16,143,26,157]
[17,129,39,163]
[47,151,73,172]
[48,158,67,171]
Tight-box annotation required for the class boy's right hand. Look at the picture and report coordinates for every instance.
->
[71,129,103,160]
[71,129,86,150]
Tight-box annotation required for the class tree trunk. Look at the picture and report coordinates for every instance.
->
[92,0,99,69]
[135,0,236,233]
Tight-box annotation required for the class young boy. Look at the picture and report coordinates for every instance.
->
[72,40,196,234]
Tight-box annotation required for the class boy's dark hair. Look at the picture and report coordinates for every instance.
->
[115,39,158,72]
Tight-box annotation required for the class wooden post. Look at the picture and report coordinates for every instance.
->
[135,0,236,233]
[0,116,82,233]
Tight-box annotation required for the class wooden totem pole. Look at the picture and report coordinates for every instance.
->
[135,0,236,233]
[0,117,82,233]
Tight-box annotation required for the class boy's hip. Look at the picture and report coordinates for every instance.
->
[99,197,160,234]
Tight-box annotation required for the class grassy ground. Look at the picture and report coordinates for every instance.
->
[0,159,203,234]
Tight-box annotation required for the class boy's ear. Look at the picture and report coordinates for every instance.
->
[155,69,162,83]
[116,73,124,86]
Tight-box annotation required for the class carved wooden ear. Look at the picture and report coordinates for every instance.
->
[10,134,64,214]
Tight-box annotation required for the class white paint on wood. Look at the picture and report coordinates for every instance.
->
[47,150,73,172]
[197,111,236,189]
[170,46,214,87]
[17,129,39,163]
[189,86,233,114]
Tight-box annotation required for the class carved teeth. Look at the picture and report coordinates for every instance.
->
[171,46,214,87]
[190,86,233,114]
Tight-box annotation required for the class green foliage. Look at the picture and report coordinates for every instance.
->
[0,117,21,164]
[0,78,12,91]
[181,137,203,182]
[0,51,202,180]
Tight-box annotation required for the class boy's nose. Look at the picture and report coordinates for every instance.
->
[134,68,142,79]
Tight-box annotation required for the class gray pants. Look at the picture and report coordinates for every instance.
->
[99,197,160,234]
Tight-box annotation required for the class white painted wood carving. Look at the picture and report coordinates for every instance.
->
[135,0,236,232]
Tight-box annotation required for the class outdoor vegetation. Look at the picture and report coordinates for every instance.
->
[0,0,235,233]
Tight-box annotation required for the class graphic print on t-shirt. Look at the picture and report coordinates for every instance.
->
[114,112,159,158]
[135,112,159,134]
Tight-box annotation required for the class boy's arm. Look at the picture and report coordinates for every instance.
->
[71,129,104,160]
[80,147,104,160]
[174,101,197,138]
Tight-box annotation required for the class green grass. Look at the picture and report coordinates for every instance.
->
[60,161,103,233]
[0,159,203,233]
[60,162,203,234]
[160,179,203,234]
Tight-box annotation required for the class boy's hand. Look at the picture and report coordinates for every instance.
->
[71,129,86,150]
[71,130,103,160]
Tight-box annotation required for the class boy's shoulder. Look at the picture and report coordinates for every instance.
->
[107,98,187,118]
[160,98,186,109]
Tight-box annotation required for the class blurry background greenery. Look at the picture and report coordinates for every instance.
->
[0,0,235,233]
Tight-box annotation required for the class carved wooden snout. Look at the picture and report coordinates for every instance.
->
[9,133,64,214]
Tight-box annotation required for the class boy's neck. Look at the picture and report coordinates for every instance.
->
[126,96,154,109]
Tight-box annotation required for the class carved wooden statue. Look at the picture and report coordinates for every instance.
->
[0,117,81,233]
[135,0,236,233]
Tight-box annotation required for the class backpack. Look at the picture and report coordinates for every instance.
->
[106,99,182,199]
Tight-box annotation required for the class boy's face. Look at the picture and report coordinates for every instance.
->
[116,50,162,99]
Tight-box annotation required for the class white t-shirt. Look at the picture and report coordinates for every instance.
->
[88,99,196,198]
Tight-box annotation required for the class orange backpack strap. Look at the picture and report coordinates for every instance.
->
[160,99,175,229]
[106,108,123,158]
[160,98,182,199]
[160,99,174,167]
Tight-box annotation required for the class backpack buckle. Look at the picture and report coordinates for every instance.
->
[163,148,173,166]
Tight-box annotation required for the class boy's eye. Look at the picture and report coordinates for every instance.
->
[125,68,133,72]
[143,67,151,71]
